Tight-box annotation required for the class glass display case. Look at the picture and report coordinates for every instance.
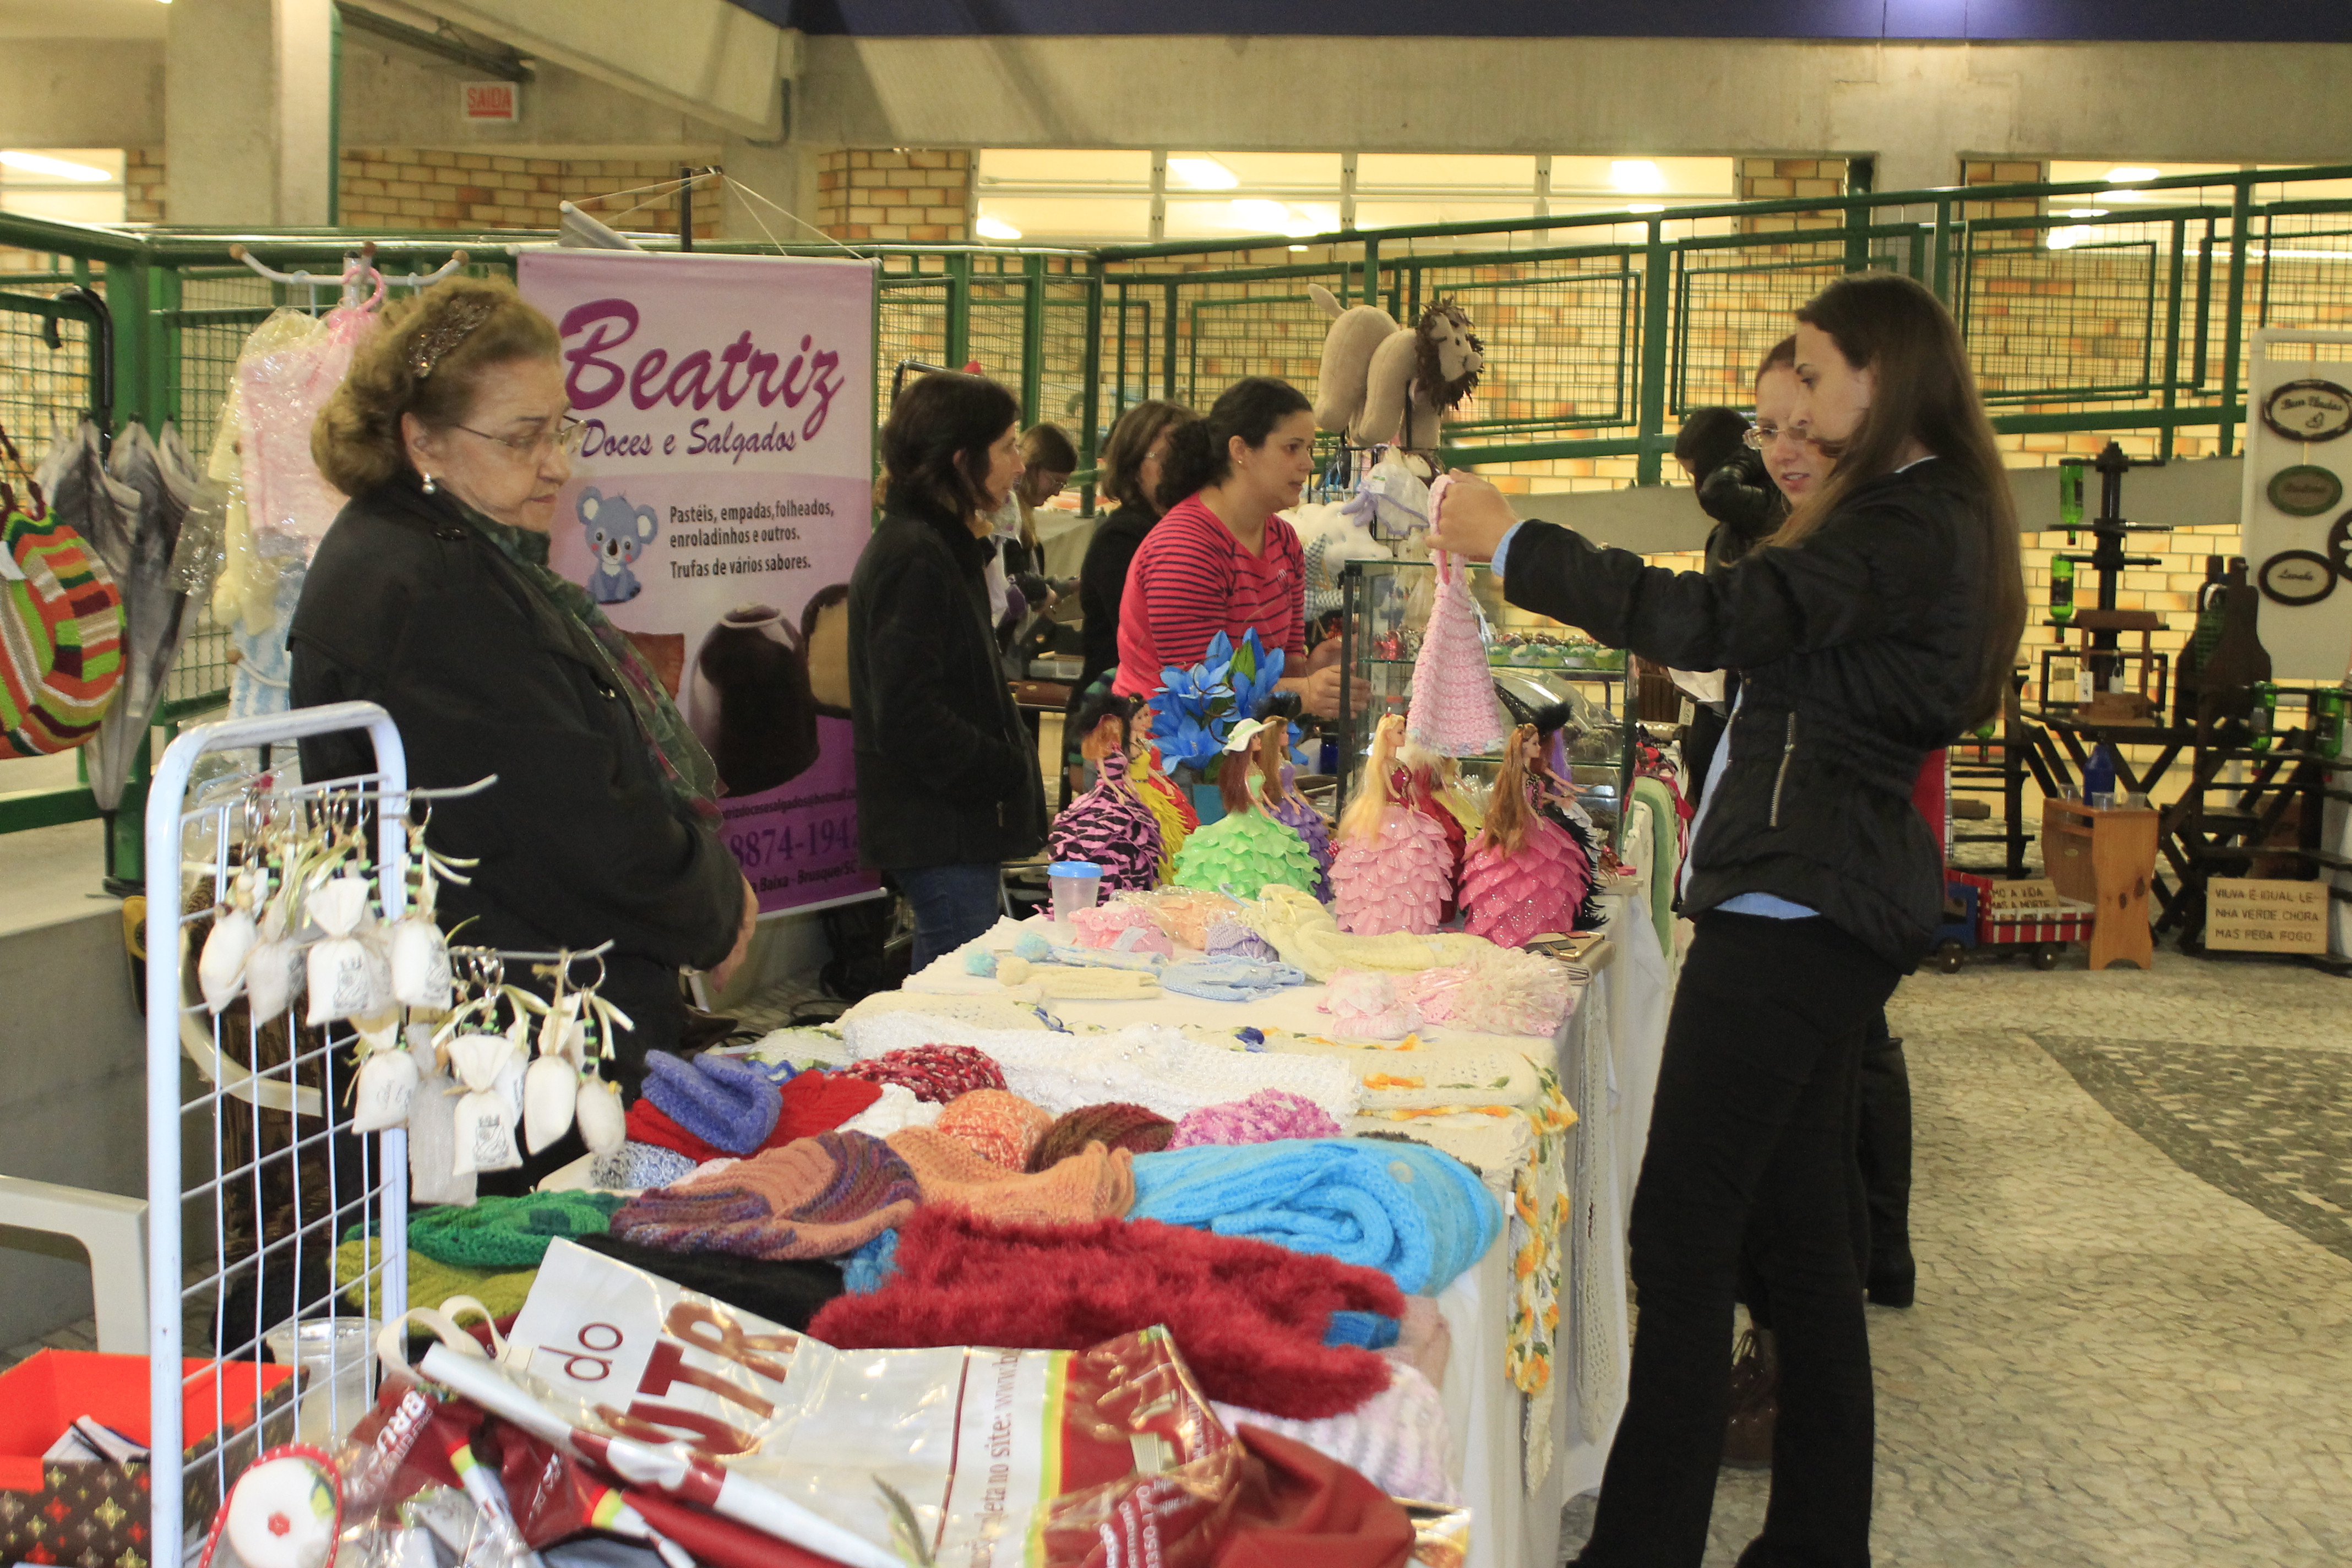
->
[1332,557,1636,841]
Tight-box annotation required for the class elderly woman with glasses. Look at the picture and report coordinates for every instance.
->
[290,277,756,1191]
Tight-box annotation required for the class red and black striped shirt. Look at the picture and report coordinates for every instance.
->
[1113,496,1305,699]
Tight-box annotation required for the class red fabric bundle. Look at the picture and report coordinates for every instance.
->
[839,1044,1008,1103]
[623,1069,882,1164]
[808,1208,1402,1419]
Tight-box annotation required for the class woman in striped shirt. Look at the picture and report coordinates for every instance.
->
[1113,376,1347,718]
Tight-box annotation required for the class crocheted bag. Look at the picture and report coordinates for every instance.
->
[1,494,123,758]
[1459,809,1595,948]
[1405,479,1504,759]
[1047,747,1165,892]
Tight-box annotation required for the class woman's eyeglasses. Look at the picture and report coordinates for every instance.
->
[455,415,586,460]
[1742,422,1826,452]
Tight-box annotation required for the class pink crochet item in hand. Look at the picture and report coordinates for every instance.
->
[1406,477,1506,758]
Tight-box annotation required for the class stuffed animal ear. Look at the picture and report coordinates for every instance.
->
[1314,303,1398,438]
[1307,284,1344,320]
[632,503,658,543]
[1357,329,1419,447]
[578,486,604,522]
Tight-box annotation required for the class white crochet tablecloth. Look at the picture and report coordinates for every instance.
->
[878,900,1673,1568]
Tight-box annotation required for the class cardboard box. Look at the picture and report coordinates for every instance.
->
[2204,878,2330,954]
[0,1350,296,1567]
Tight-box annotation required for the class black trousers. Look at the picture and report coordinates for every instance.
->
[1576,912,1901,1568]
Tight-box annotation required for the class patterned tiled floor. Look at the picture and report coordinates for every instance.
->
[1567,948,2352,1566]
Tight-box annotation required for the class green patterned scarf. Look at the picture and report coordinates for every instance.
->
[464,507,721,816]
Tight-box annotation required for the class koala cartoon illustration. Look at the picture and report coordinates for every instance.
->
[579,486,660,603]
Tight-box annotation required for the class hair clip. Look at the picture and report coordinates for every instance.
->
[408,296,499,379]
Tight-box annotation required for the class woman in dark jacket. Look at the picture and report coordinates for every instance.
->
[1058,399,1193,797]
[291,278,754,1190]
[1435,273,2024,1568]
[850,373,1049,968]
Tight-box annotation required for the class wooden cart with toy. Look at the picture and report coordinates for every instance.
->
[1932,871,2097,972]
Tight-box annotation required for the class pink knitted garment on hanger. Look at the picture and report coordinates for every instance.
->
[1330,804,1453,935]
[1406,477,1506,758]
[1459,808,1596,948]
[1047,748,1165,892]
[240,305,376,547]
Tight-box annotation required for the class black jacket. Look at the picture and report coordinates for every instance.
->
[848,496,1048,870]
[1683,449,1788,808]
[288,477,743,1084]
[1075,503,1157,695]
[1504,459,1990,968]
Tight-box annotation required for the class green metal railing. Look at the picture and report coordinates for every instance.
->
[12,162,2352,867]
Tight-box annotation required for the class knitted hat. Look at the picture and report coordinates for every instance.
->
[642,1052,782,1155]
[407,1190,626,1270]
[587,1141,699,1193]
[1026,1102,1175,1172]
[1168,1089,1343,1150]
[933,1089,1054,1170]
[624,1069,882,1166]
[886,1126,1135,1225]
[840,1044,1008,1104]
[609,1131,919,1261]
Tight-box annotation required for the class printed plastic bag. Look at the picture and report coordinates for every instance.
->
[418,1238,1242,1568]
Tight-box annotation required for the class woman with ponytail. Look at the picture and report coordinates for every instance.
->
[1434,272,2024,1568]
[1113,376,1345,717]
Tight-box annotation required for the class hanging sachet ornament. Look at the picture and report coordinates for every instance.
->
[303,873,377,1026]
[388,808,470,1011]
[199,863,263,1012]
[434,962,537,1176]
[1406,475,1506,758]
[347,1010,417,1136]
[244,880,304,1026]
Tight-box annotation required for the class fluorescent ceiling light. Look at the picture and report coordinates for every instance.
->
[1230,198,1292,231]
[1288,244,1308,252]
[1168,156,1238,190]
[1610,160,1665,194]
[974,213,1022,241]
[2105,166,2161,183]
[0,151,112,182]
[1627,202,1664,213]
[2061,208,2109,217]
[2046,225,2093,251]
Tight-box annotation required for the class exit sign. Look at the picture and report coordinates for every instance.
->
[461,81,519,122]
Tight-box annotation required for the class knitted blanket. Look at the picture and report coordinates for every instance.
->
[807,1207,1402,1419]
[407,1191,625,1270]
[885,1126,1135,1224]
[1129,1139,1501,1295]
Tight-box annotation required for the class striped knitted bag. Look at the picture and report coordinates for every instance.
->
[2,499,123,758]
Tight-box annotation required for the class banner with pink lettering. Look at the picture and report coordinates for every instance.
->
[520,249,878,915]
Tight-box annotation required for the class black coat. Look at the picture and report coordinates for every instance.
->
[288,477,743,1085]
[1075,503,1157,695]
[1504,459,1991,968]
[1683,450,1787,809]
[848,498,1048,870]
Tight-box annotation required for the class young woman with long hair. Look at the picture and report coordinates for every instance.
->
[1113,375,1344,717]
[1434,271,2023,1567]
[849,372,1049,968]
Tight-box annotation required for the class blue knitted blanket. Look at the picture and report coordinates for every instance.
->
[1129,1139,1501,1294]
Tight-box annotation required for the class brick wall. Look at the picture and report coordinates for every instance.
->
[126,149,165,224]
[1961,157,2046,240]
[338,150,721,237]
[814,149,972,242]
[1735,156,1848,233]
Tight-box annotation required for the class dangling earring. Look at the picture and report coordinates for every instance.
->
[421,472,437,494]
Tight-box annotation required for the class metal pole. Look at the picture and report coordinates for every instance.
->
[1019,252,1046,426]
[945,252,971,368]
[678,167,694,252]
[2218,179,2251,457]
[1636,220,1671,486]
[2160,217,2186,462]
[1079,258,1103,514]
[1931,197,1953,303]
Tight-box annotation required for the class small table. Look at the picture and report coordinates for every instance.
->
[2041,799,2161,970]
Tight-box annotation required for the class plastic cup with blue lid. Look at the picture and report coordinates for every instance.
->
[1048,860,1103,922]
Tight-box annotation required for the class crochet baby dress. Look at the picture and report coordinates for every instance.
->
[1405,478,1506,758]
[1458,799,1597,948]
[1173,780,1324,901]
[1048,748,1165,892]
[1330,767,1455,936]
[1263,761,1335,901]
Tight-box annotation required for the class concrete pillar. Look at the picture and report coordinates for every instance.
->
[717,135,819,246]
[165,0,335,226]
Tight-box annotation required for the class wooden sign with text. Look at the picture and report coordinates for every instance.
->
[2204,878,2328,953]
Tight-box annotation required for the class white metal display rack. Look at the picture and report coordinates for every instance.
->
[143,700,414,1568]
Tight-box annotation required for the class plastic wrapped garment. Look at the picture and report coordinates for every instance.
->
[1405,532,1504,758]
[239,303,375,550]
